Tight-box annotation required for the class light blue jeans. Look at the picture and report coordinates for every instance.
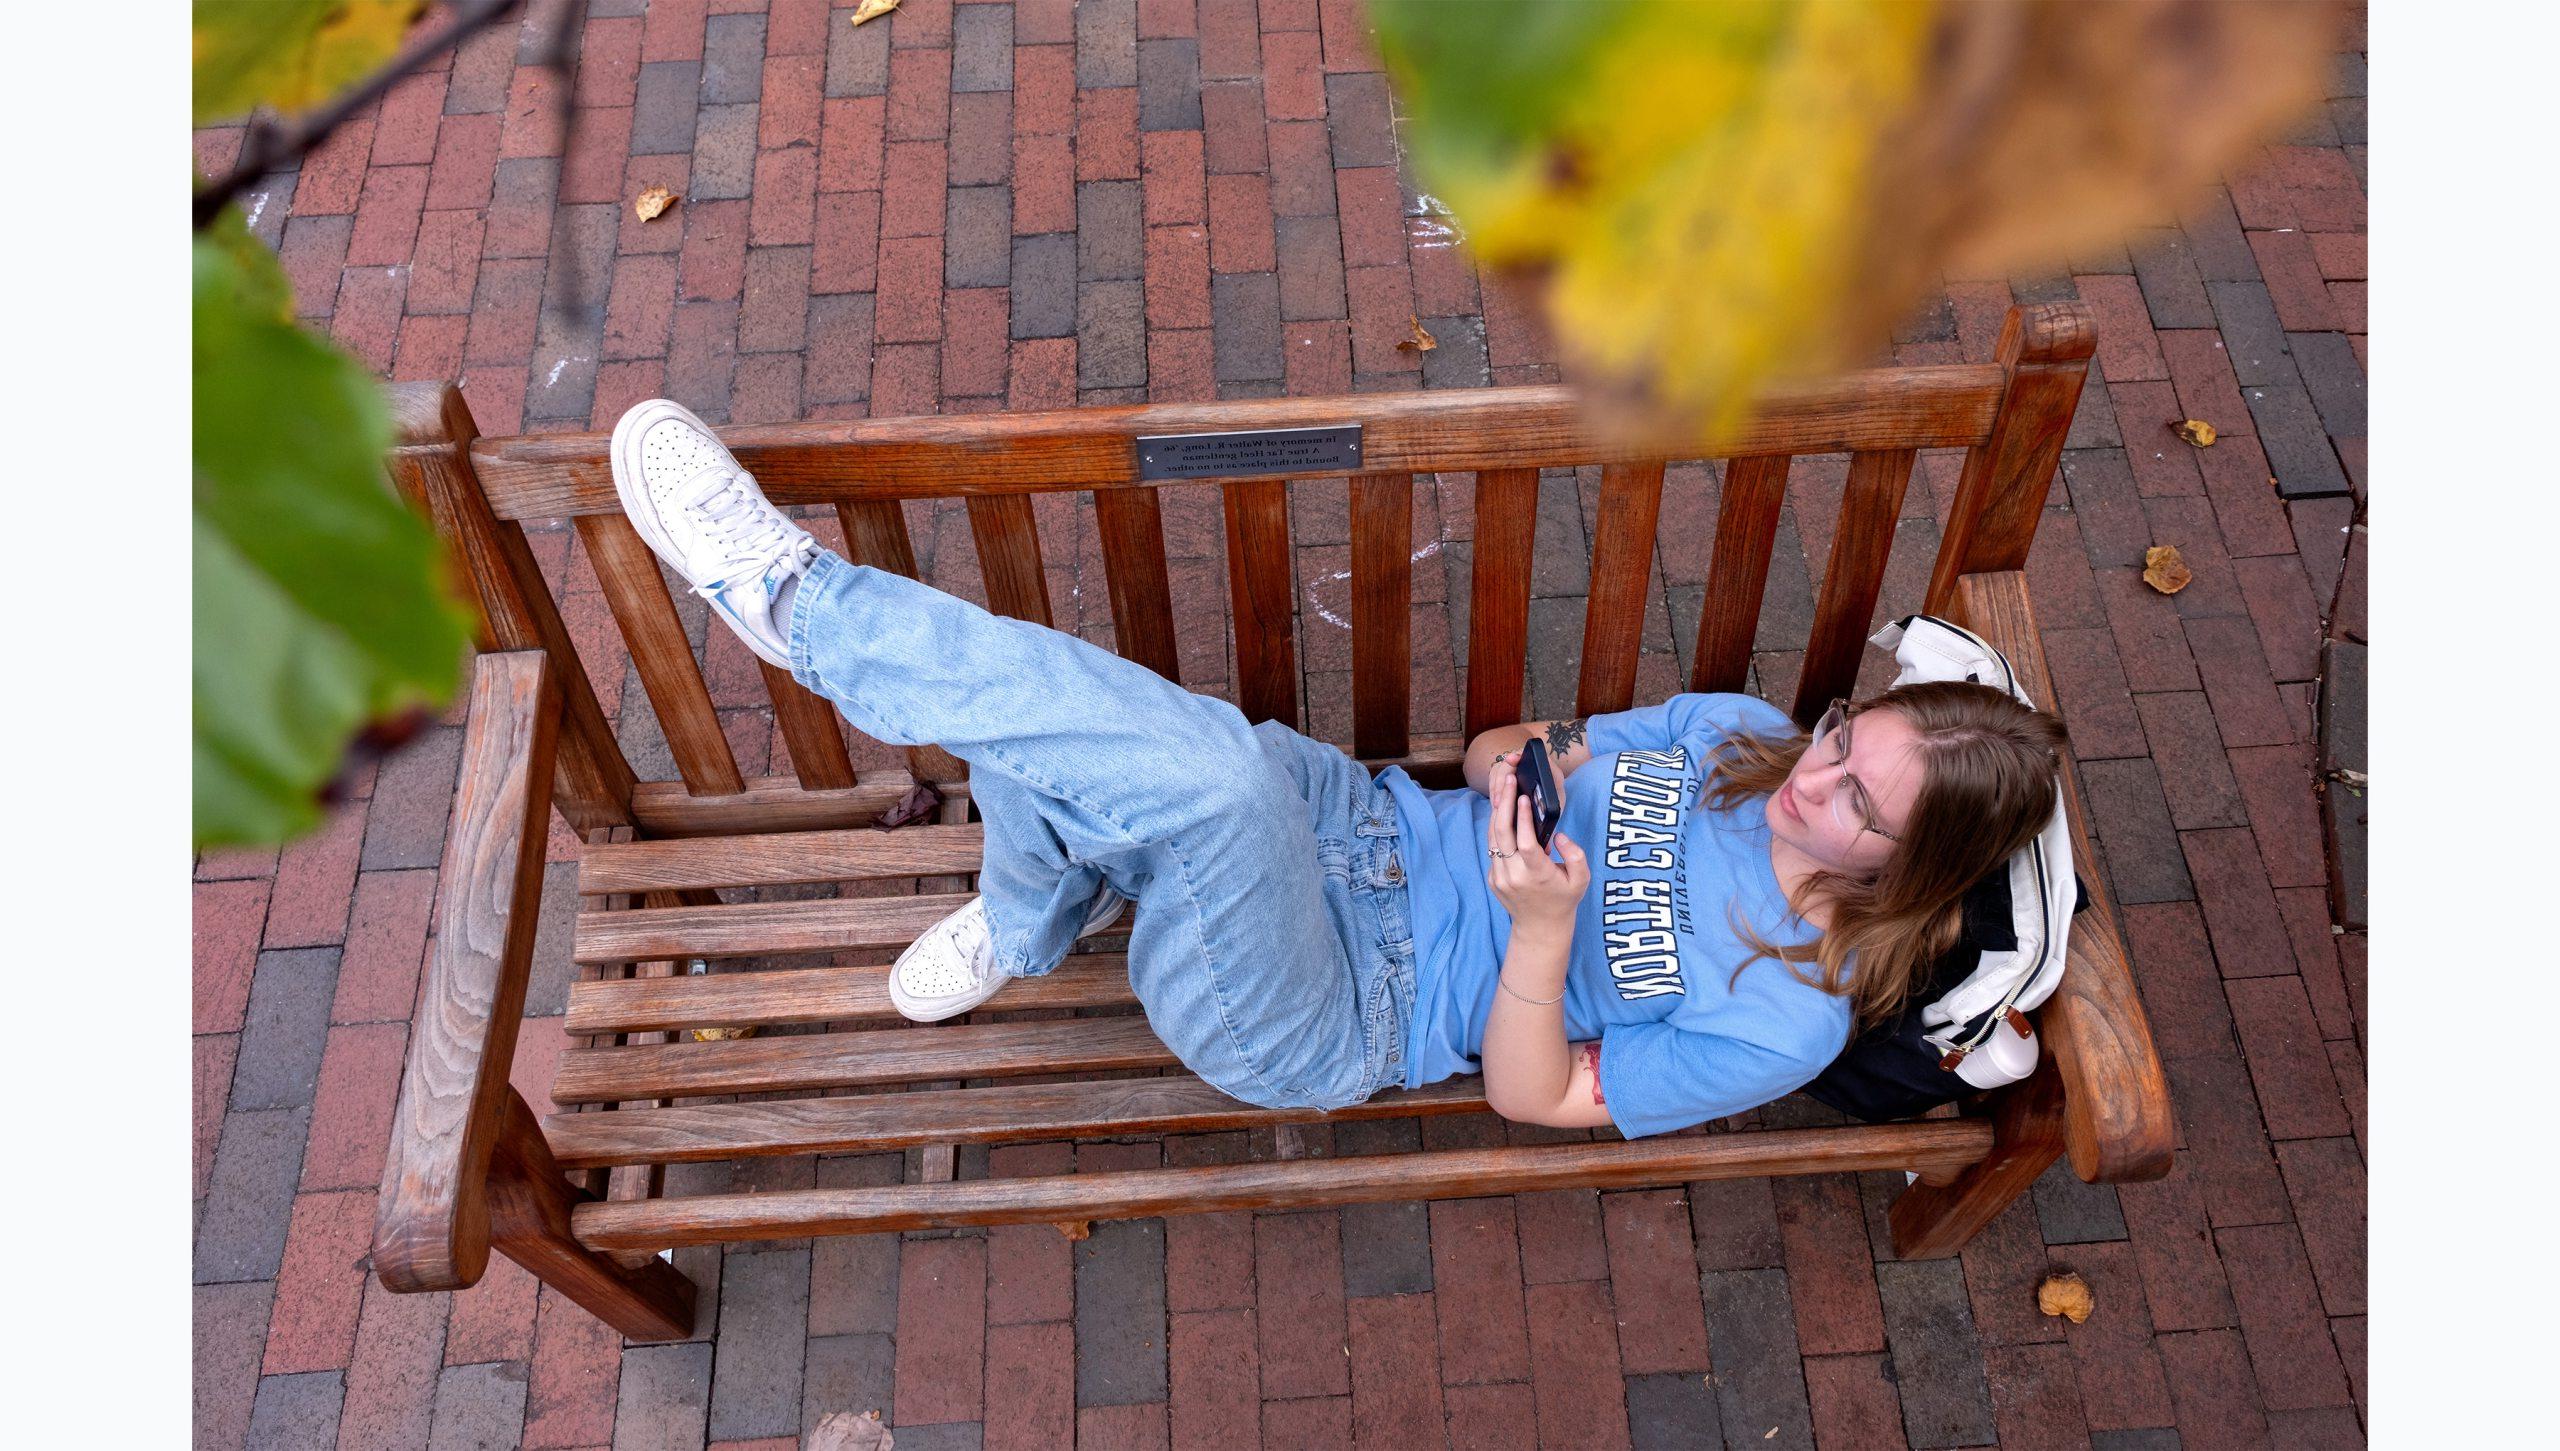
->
[786,550,1417,1112]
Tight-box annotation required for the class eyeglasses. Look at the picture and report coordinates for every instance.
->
[1809,700,1900,842]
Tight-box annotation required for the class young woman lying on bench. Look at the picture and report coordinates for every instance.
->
[606,398,2070,1139]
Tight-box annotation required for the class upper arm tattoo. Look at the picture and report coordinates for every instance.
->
[1545,717,1589,758]
[1582,1041,1605,1104]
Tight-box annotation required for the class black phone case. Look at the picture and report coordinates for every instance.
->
[1516,739,1562,849]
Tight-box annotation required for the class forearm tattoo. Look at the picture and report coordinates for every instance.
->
[1545,718,1588,758]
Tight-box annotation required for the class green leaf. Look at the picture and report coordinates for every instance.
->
[193,209,471,847]
[194,0,426,124]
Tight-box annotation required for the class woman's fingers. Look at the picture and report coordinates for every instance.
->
[1487,761,1517,855]
[1554,831,1590,886]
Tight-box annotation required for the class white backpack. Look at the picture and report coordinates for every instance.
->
[1868,614,2080,1091]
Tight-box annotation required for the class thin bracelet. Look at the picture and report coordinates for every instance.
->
[1498,974,1565,1006]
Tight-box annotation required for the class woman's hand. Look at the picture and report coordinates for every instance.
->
[1486,757,1591,942]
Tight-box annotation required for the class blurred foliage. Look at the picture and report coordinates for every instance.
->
[193,2,470,848]
[193,0,428,125]
[1369,0,2345,448]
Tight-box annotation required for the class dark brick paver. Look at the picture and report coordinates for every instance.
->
[196,1,2369,1445]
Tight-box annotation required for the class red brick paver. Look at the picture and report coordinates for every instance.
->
[195,2,2369,1445]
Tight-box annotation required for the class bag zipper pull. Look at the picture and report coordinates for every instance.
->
[1937,1045,1969,1071]
[2004,1006,2034,1038]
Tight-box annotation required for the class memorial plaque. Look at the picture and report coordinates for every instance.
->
[1134,425,1364,482]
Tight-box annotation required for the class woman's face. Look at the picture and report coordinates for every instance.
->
[1765,705,1926,876]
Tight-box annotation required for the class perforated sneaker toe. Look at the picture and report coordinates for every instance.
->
[888,890,1133,1023]
[608,399,816,667]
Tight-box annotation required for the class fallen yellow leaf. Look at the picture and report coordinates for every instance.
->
[1396,316,1439,353]
[2174,418,2218,447]
[634,185,677,221]
[689,1024,756,1042]
[850,0,901,27]
[2037,1271,2094,1324]
[2142,545,2192,595]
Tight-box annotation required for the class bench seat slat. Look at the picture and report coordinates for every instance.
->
[543,1075,1493,1167]
[574,892,982,964]
[550,1015,1175,1104]
[579,824,990,893]
[569,1122,1999,1250]
[626,772,964,837]
[565,953,1137,1035]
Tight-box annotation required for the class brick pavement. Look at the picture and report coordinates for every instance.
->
[193,2,2370,1446]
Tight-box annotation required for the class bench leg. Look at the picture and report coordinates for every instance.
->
[1887,1059,2065,1259]
[486,1089,697,1341]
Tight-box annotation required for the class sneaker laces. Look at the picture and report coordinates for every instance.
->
[680,467,815,595]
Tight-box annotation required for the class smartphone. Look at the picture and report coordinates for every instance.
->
[1514,738,1562,850]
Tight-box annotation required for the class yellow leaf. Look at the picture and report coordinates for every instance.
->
[634,185,678,221]
[690,1025,756,1042]
[2037,1271,2095,1323]
[849,0,901,27]
[195,0,430,124]
[2174,418,2218,447]
[1369,0,2348,450]
[1396,317,1439,353]
[2142,545,2192,595]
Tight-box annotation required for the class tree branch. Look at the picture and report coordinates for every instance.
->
[193,0,524,231]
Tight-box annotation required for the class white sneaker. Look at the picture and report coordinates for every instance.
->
[609,398,817,667]
[888,890,1130,1023]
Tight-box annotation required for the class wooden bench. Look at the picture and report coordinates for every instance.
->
[371,301,2172,1341]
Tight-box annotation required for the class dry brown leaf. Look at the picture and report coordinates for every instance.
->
[689,1025,756,1042]
[2173,418,2218,447]
[808,1409,894,1451]
[849,0,901,27]
[2142,545,2192,595]
[633,185,677,222]
[2037,1271,2094,1324]
[1396,316,1438,353]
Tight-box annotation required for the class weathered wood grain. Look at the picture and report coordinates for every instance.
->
[373,652,560,1293]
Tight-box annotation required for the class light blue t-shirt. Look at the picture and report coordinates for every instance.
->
[1375,692,1854,1138]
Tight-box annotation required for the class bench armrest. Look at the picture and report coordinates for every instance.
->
[1949,571,2174,1183]
[374,651,562,1291]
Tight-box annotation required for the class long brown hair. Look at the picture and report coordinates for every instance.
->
[1700,681,2070,1033]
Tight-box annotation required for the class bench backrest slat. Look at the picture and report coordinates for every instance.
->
[1692,454,1792,695]
[1222,478,1300,728]
[828,498,966,787]
[760,656,859,790]
[1093,489,1181,681]
[390,304,2092,832]
[1462,467,1541,739]
[572,515,747,798]
[1792,448,1919,727]
[464,373,2009,521]
[1575,461,1668,718]
[1349,472,1416,760]
[965,494,1053,627]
